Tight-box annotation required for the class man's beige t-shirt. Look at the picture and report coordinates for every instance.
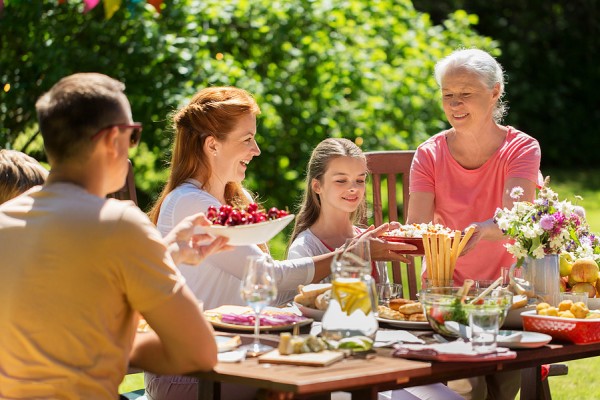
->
[0,183,185,399]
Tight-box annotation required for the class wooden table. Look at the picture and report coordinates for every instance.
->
[193,331,600,400]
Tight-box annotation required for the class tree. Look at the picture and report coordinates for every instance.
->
[1,0,496,210]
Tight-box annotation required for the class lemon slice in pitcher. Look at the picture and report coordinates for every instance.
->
[332,279,372,316]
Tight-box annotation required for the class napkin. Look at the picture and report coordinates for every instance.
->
[218,349,247,363]
[374,330,424,346]
[392,340,517,362]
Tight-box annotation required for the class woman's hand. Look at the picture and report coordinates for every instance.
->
[164,213,232,265]
[459,223,482,256]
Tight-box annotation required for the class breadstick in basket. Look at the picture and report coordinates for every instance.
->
[456,226,475,256]
[422,233,433,280]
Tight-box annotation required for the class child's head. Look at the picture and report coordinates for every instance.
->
[289,138,367,244]
[0,150,48,204]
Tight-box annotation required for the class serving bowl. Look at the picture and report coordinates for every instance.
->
[378,236,424,255]
[419,286,513,337]
[198,214,295,246]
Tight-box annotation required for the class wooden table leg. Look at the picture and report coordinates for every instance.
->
[348,387,379,399]
[197,379,219,400]
[520,366,545,400]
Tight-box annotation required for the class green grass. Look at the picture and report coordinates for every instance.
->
[120,169,600,398]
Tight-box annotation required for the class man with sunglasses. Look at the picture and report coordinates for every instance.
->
[0,73,230,399]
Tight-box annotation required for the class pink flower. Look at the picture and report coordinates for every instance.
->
[540,215,555,231]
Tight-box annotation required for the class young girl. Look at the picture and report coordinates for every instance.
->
[287,138,462,400]
[287,138,367,261]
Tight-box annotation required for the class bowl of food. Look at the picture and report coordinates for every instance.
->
[379,223,458,256]
[198,213,295,246]
[419,286,513,337]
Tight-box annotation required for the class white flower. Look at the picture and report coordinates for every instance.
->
[510,186,524,200]
[532,244,546,259]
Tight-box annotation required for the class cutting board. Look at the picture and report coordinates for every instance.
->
[258,350,345,367]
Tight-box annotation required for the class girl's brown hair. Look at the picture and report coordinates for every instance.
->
[148,87,261,224]
[287,138,367,251]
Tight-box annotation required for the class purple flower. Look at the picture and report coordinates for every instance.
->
[540,215,555,231]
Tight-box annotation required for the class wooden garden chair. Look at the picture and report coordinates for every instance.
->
[364,150,419,299]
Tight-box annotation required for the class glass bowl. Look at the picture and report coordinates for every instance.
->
[419,286,513,337]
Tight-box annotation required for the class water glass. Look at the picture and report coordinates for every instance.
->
[501,265,522,287]
[376,283,402,306]
[239,254,278,356]
[469,309,499,353]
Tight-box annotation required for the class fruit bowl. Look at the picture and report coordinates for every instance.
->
[198,214,295,246]
[419,287,513,337]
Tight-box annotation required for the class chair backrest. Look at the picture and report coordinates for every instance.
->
[365,150,419,299]
[107,160,138,205]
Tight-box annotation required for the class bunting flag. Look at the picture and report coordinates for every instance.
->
[83,0,100,13]
[147,0,162,13]
[0,0,4,15]
[103,0,122,19]
[58,0,67,4]
[79,0,163,18]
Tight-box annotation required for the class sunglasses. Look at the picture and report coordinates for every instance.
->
[91,123,143,148]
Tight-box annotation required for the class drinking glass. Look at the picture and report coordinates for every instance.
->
[469,309,500,353]
[376,283,402,306]
[239,254,278,355]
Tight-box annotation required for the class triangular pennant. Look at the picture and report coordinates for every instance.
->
[147,0,163,13]
[83,0,100,13]
[58,0,67,4]
[104,0,122,19]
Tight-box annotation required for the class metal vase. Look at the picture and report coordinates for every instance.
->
[523,254,561,305]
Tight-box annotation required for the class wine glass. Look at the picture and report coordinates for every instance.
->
[239,254,278,355]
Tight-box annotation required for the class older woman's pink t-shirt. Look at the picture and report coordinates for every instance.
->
[409,127,541,285]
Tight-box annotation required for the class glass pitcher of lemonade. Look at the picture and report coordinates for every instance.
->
[321,237,378,340]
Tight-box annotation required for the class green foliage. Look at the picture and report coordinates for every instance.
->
[1,0,495,210]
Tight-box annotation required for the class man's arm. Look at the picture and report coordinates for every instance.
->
[130,285,217,374]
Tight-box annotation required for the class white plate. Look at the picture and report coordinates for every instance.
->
[497,330,552,349]
[294,302,325,321]
[376,316,432,330]
[199,214,295,246]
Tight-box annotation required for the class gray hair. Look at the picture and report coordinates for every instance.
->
[434,48,507,123]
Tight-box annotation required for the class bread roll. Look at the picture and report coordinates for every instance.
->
[377,305,406,320]
[315,290,331,311]
[398,302,423,315]
[389,298,414,311]
[409,313,426,322]
[294,283,332,309]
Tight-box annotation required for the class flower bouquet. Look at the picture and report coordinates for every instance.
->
[493,178,588,267]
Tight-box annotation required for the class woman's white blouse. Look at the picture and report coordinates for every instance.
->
[157,180,315,310]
